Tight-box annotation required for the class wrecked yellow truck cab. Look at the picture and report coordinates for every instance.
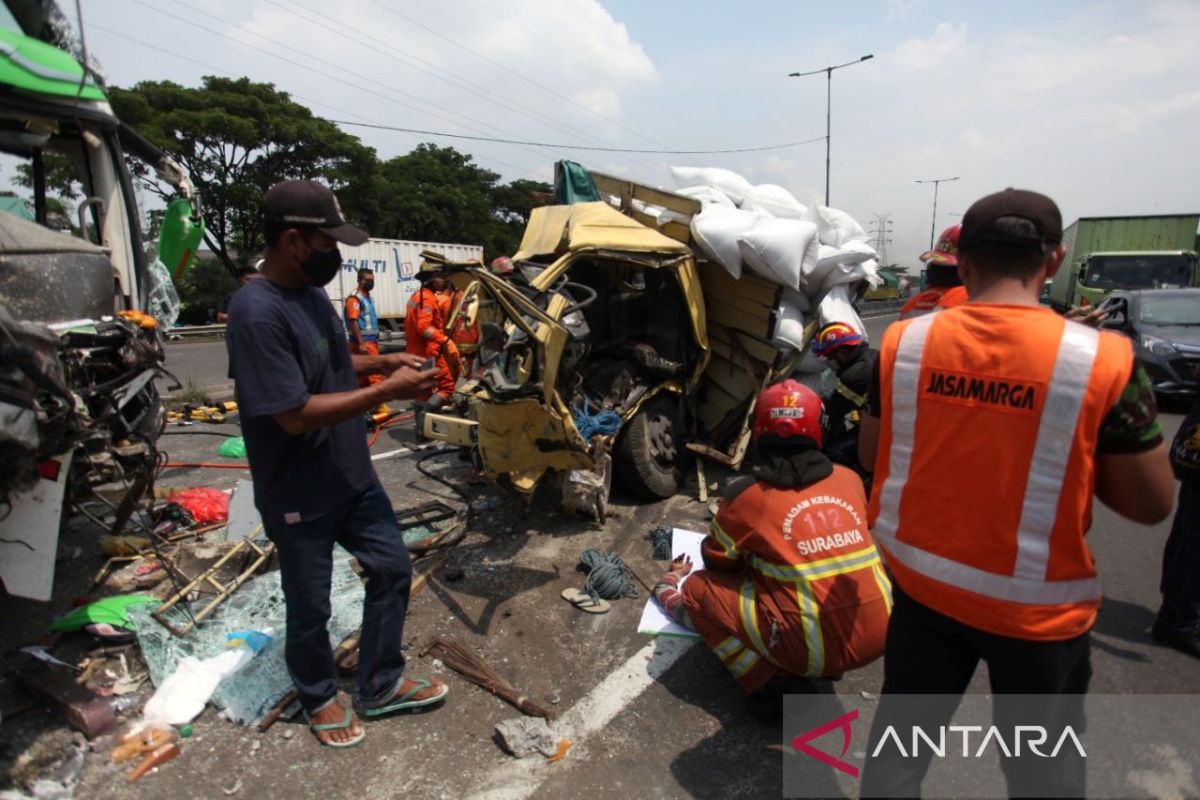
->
[425,192,798,515]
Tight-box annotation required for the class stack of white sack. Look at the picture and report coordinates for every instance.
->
[669,165,879,364]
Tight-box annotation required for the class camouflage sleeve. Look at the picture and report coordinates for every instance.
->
[1097,362,1163,455]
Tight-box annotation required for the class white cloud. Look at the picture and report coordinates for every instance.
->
[892,22,968,72]
[888,0,923,20]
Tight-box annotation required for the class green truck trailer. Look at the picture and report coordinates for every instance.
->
[1047,214,1200,311]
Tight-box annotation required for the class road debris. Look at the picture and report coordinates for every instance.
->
[494,716,560,759]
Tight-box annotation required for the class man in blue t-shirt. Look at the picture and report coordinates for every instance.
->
[227,180,444,748]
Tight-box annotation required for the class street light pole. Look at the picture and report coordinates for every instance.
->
[915,176,960,250]
[789,54,874,207]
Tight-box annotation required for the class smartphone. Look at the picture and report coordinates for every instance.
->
[422,357,436,371]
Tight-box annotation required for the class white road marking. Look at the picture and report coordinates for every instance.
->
[466,636,697,800]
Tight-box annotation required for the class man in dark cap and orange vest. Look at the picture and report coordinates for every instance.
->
[857,188,1174,797]
[651,380,891,722]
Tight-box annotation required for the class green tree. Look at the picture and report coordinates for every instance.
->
[371,144,549,259]
[109,76,375,277]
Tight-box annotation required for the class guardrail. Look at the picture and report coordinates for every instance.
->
[167,324,227,340]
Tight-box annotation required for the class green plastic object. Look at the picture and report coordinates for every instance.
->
[158,198,205,282]
[217,437,247,459]
[0,28,106,103]
[554,160,601,205]
[49,595,157,633]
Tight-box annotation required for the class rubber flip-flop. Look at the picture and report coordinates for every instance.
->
[306,703,365,748]
[361,677,449,718]
[561,588,610,614]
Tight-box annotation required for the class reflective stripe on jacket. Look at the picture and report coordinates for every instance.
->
[345,291,379,340]
[868,305,1133,640]
[696,465,892,677]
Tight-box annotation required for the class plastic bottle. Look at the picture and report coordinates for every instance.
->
[127,741,180,782]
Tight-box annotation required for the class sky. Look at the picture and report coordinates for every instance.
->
[63,0,1200,267]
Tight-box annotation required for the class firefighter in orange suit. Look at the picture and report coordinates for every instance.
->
[857,189,1175,798]
[404,261,460,406]
[899,224,969,320]
[438,269,480,377]
[652,380,891,720]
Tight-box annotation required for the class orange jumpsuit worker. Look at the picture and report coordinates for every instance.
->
[652,380,891,721]
[404,261,459,407]
[439,275,480,377]
[344,267,381,387]
[899,224,969,320]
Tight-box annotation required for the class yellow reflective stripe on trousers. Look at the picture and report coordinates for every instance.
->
[738,579,786,670]
[748,546,881,583]
[712,636,742,662]
[870,562,894,613]
[709,519,741,559]
[728,648,760,679]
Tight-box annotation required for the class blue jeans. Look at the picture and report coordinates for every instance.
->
[1158,480,1200,632]
[265,481,411,715]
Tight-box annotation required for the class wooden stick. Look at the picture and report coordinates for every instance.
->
[421,637,551,719]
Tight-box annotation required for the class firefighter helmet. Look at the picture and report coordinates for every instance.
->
[490,256,515,275]
[811,322,864,358]
[752,379,825,447]
[920,224,961,266]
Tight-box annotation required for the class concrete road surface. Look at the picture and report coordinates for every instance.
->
[4,308,1189,799]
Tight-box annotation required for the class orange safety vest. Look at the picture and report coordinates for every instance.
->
[693,465,892,680]
[899,285,968,320]
[868,305,1133,641]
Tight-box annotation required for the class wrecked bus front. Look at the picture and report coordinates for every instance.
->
[427,202,710,508]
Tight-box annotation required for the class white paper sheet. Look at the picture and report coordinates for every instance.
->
[637,528,707,638]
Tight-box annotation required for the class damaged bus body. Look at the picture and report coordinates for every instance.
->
[425,181,803,518]
[0,1,201,600]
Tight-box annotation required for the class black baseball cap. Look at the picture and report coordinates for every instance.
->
[263,179,368,246]
[958,188,1062,251]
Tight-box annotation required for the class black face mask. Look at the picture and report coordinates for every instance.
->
[300,245,342,287]
[362,280,375,292]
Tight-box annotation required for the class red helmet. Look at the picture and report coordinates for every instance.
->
[752,380,825,447]
[920,224,961,266]
[811,322,863,358]
[490,256,514,275]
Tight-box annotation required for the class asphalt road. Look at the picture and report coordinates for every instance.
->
[3,308,1190,799]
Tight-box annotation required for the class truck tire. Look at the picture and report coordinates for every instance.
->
[615,396,684,499]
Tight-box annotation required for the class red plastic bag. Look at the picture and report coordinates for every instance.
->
[167,488,230,524]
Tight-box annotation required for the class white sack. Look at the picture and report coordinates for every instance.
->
[676,185,737,209]
[740,184,807,219]
[772,292,809,351]
[670,166,754,206]
[804,205,868,248]
[860,259,882,289]
[792,347,827,374]
[817,284,867,337]
[632,198,689,228]
[737,218,820,289]
[802,243,875,295]
[690,206,764,279]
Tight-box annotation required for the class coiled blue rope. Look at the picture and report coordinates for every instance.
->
[573,397,622,441]
[579,549,639,600]
[646,526,672,560]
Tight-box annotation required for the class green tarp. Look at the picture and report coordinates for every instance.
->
[553,160,601,205]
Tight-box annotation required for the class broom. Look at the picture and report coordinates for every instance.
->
[422,637,552,719]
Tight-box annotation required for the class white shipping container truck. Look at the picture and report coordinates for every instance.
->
[326,238,484,334]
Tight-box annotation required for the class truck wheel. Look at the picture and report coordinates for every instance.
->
[615,396,684,499]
